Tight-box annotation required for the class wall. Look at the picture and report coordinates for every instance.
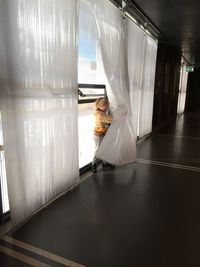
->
[152,43,181,130]
[185,69,200,112]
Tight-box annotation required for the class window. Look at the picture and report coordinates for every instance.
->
[0,111,10,221]
[78,0,106,85]
[78,0,107,169]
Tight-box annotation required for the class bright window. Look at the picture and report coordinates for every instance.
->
[0,112,10,214]
[78,0,107,168]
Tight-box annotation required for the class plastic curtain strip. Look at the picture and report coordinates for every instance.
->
[0,0,79,225]
[139,35,158,138]
[177,64,188,114]
[89,0,136,166]
[126,17,145,138]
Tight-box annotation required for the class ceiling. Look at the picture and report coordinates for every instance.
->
[114,0,200,67]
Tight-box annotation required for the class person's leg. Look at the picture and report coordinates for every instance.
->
[91,135,103,172]
[102,161,115,169]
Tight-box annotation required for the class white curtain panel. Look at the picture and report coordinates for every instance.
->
[177,64,188,114]
[126,18,145,137]
[139,35,158,138]
[89,0,136,166]
[0,0,79,224]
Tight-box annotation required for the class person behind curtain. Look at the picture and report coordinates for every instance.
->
[91,97,113,173]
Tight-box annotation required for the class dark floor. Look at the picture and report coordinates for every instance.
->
[1,112,200,267]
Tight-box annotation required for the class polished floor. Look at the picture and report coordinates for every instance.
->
[1,113,200,267]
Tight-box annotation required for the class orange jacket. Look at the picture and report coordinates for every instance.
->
[94,110,112,136]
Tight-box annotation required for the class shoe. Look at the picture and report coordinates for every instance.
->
[91,163,97,173]
[102,162,115,170]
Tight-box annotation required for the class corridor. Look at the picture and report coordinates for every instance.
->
[0,113,200,266]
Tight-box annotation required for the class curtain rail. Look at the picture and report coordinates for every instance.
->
[109,0,162,41]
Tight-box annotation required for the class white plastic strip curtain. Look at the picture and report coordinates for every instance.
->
[139,35,158,138]
[89,0,136,166]
[0,0,79,224]
[126,17,145,137]
[177,63,188,114]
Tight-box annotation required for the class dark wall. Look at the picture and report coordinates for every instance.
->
[152,43,181,130]
[185,69,200,112]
